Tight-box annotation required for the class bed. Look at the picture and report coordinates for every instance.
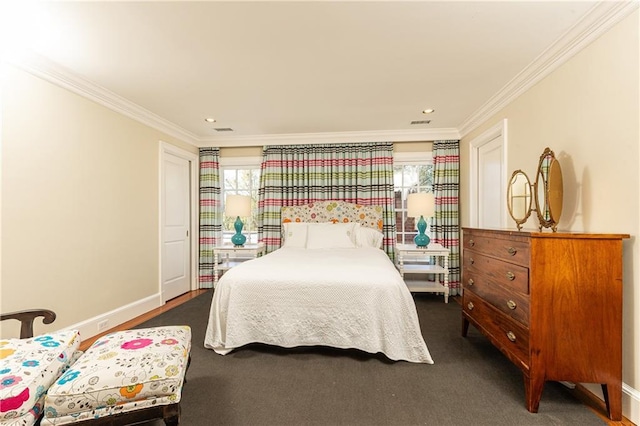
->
[204,201,433,364]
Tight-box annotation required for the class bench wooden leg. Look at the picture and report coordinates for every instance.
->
[163,403,181,426]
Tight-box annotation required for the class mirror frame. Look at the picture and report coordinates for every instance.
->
[534,147,563,232]
[507,170,533,231]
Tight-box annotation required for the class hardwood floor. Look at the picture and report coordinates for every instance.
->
[81,290,634,426]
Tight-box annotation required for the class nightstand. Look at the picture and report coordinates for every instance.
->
[213,243,266,286]
[396,243,450,303]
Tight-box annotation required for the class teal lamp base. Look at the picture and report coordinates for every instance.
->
[231,216,247,247]
[414,215,430,248]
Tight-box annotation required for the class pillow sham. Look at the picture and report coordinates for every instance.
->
[306,222,356,249]
[354,226,384,248]
[282,222,309,248]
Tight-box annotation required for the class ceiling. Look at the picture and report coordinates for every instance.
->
[5,1,624,146]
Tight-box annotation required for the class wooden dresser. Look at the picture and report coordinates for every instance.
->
[461,227,628,420]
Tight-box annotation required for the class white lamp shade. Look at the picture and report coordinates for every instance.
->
[407,193,435,218]
[225,195,252,217]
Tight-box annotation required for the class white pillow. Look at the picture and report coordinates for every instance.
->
[306,222,356,249]
[282,222,309,248]
[354,226,384,248]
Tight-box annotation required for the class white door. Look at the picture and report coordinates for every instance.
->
[470,120,506,229]
[478,138,504,228]
[162,153,191,301]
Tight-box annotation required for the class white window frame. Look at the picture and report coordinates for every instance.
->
[394,152,434,246]
[219,156,262,245]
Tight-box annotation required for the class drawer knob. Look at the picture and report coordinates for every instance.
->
[467,302,474,310]
[507,300,517,310]
[469,239,475,247]
[506,271,515,281]
[468,278,474,286]
[507,247,517,256]
[469,258,475,265]
[506,331,516,342]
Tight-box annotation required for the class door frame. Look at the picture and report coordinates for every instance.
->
[469,119,508,228]
[159,141,199,303]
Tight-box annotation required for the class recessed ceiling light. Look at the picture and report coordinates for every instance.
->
[422,109,435,114]
[204,118,216,123]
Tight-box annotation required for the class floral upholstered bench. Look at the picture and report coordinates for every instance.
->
[42,326,191,425]
[0,329,80,426]
[0,310,80,426]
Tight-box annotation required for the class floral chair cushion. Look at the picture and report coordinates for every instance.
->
[0,330,81,426]
[42,326,191,425]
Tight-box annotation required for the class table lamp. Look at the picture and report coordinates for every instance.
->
[225,194,251,247]
[407,192,435,248]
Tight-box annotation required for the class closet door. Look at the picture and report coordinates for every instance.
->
[162,152,191,301]
[469,120,506,229]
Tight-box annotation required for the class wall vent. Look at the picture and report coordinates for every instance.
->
[214,128,234,132]
[410,120,431,125]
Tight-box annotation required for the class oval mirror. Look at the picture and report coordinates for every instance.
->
[507,170,532,230]
[534,147,563,232]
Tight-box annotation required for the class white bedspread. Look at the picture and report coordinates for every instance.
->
[204,247,434,363]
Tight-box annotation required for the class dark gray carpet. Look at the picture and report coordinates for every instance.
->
[137,291,604,426]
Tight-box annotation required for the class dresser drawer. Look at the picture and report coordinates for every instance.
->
[464,232,530,266]
[463,291,530,368]
[463,251,529,295]
[463,267,530,326]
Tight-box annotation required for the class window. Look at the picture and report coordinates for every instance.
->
[394,155,434,245]
[221,160,261,244]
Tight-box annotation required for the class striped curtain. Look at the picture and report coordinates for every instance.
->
[258,142,396,258]
[198,148,222,289]
[432,140,461,295]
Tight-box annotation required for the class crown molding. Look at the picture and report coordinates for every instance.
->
[457,0,639,139]
[198,128,461,147]
[13,53,200,145]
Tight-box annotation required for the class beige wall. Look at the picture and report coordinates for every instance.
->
[1,64,197,337]
[220,146,262,158]
[461,9,639,403]
[393,141,432,154]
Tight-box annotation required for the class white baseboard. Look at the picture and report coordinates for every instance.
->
[582,382,640,424]
[559,381,576,389]
[622,382,640,424]
[63,293,163,341]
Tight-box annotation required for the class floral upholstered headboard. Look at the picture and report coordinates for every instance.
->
[281,201,383,231]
